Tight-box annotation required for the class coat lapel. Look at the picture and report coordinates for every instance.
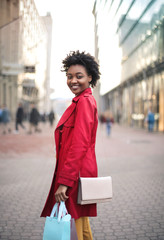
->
[56,101,76,129]
[55,101,76,162]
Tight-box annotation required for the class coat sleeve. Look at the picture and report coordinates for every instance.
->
[57,96,95,187]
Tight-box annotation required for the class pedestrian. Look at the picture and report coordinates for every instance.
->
[41,112,47,124]
[146,109,155,132]
[14,103,25,134]
[1,104,11,134]
[116,110,121,124]
[48,109,55,127]
[28,103,41,134]
[99,113,106,124]
[104,110,114,136]
[0,105,2,124]
[41,50,101,240]
[106,117,111,136]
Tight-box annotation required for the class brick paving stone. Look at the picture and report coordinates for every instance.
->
[146,232,160,237]
[105,237,117,240]
[104,229,114,234]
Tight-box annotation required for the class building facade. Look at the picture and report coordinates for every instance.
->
[93,0,164,131]
[0,0,20,117]
[42,13,53,113]
[0,0,52,118]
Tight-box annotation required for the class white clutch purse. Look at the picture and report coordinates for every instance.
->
[77,176,113,205]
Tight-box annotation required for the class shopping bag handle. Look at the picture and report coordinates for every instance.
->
[50,203,58,218]
[50,202,68,222]
[58,201,68,222]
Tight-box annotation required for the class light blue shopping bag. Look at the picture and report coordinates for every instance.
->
[43,201,71,240]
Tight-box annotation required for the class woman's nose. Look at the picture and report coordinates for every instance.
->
[71,77,77,83]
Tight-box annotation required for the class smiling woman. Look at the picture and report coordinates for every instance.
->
[41,50,101,240]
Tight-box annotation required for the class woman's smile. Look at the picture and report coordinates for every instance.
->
[71,85,80,90]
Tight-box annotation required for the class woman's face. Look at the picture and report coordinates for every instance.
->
[67,65,92,96]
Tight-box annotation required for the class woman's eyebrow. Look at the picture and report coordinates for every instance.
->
[67,72,83,75]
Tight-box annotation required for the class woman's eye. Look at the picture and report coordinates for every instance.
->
[67,75,72,79]
[77,75,83,79]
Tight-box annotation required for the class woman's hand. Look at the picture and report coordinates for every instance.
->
[55,184,69,203]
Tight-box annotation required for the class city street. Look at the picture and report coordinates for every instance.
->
[0,122,164,240]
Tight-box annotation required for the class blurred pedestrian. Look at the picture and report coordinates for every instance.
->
[106,117,111,136]
[41,50,101,240]
[1,104,11,134]
[146,109,155,132]
[41,112,47,124]
[104,110,114,136]
[0,105,2,124]
[99,113,106,124]
[48,110,55,127]
[28,103,41,134]
[14,103,25,134]
[99,113,106,132]
[116,110,121,124]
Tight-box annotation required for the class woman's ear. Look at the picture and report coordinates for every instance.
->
[88,75,92,83]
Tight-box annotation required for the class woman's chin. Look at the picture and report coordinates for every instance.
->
[70,88,80,95]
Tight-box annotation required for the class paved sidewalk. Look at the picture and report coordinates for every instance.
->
[0,123,164,240]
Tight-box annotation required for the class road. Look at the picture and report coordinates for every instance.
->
[0,122,164,240]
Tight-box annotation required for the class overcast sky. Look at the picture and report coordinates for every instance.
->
[34,0,95,99]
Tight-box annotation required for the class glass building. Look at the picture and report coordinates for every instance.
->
[93,0,164,131]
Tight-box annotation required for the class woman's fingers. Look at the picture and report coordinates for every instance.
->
[61,191,69,201]
[55,185,69,202]
[55,193,68,202]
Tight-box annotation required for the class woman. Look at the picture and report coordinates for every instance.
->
[41,51,100,240]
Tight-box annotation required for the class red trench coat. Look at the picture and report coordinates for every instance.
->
[41,88,98,219]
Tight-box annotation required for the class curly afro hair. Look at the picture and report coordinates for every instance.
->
[61,50,101,88]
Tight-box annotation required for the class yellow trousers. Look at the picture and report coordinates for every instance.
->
[75,217,93,240]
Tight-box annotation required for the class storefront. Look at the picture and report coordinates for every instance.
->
[121,66,164,131]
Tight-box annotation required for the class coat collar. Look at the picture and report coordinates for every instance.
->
[56,88,92,130]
